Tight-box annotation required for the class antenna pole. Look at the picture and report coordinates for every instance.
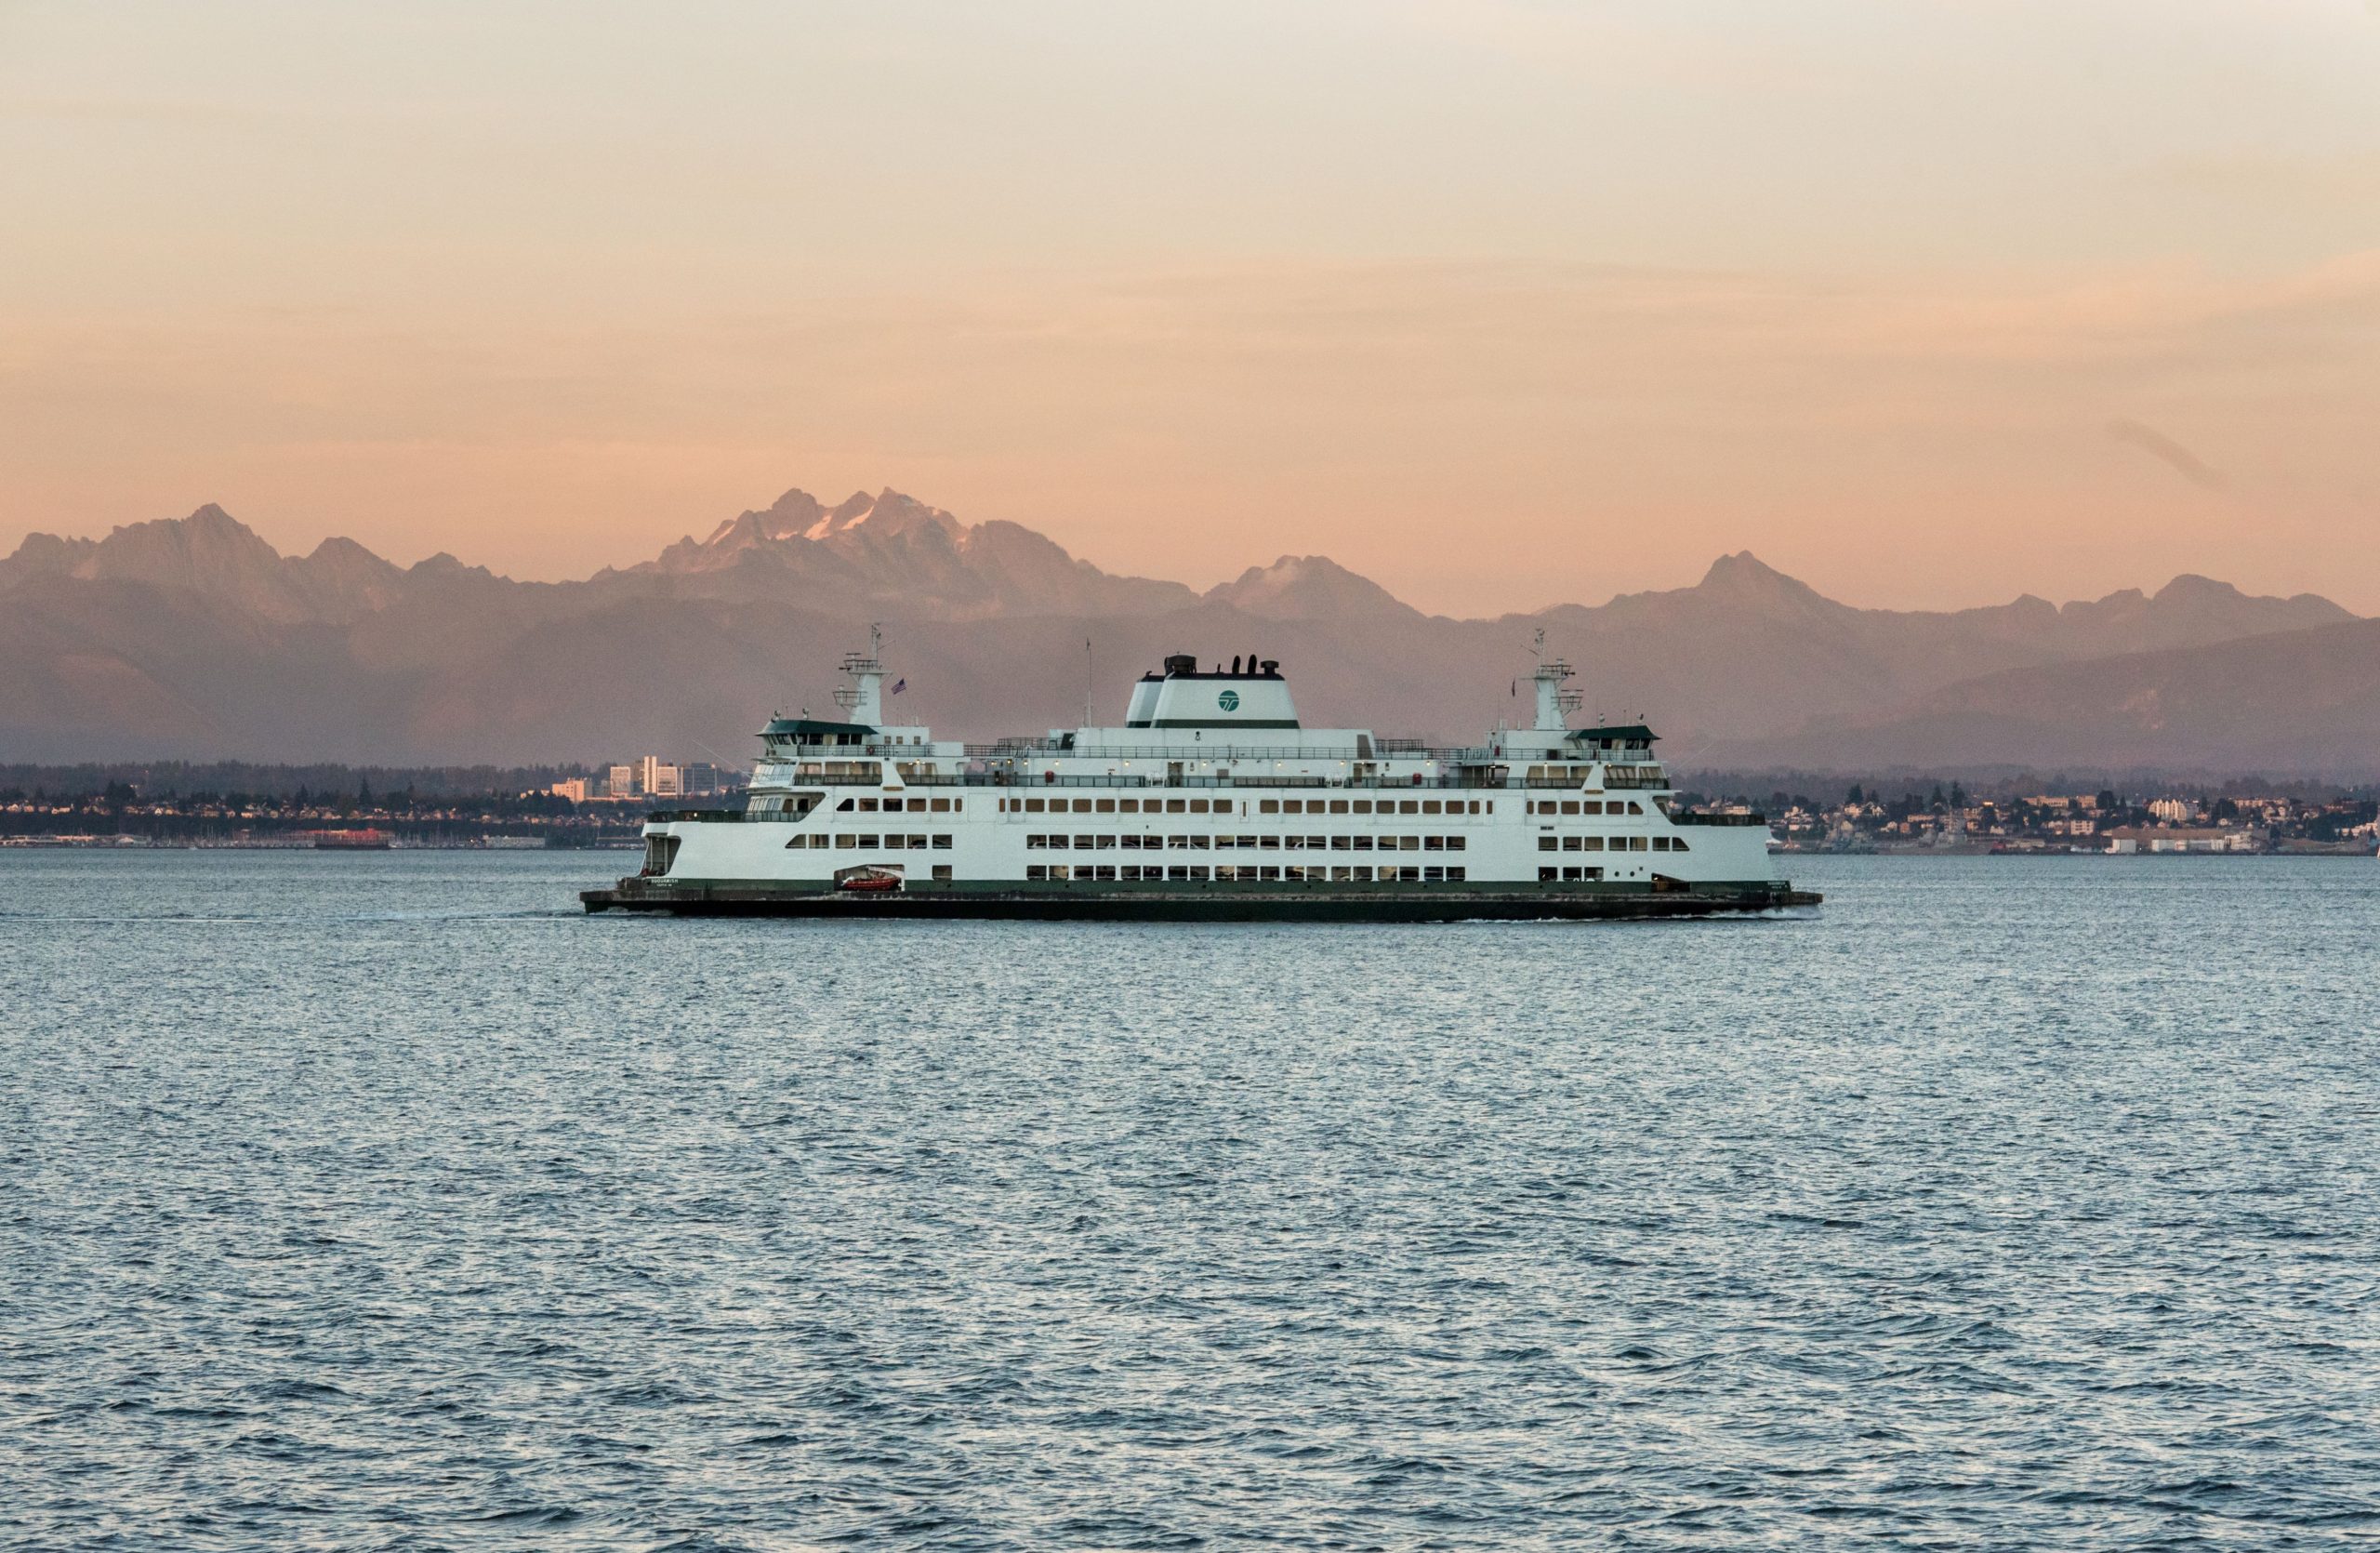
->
[1083,637,1093,727]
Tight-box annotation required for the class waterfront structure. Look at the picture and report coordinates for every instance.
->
[585,634,1811,919]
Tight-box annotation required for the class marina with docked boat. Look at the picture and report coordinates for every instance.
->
[583,633,1816,920]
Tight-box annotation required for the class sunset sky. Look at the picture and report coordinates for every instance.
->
[5,1,2377,615]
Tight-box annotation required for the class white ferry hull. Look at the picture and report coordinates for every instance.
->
[582,640,1816,919]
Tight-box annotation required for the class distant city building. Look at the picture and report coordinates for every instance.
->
[640,757,681,799]
[548,777,589,803]
[608,763,638,799]
[2149,797,2195,824]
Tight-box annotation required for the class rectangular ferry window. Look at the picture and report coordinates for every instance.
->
[932,834,952,849]
[1483,802,1494,815]
[1260,866,1280,881]
[1167,865,1187,882]
[931,798,950,813]
[1214,865,1236,882]
[1540,837,1557,851]
[1094,835,1115,850]
[1329,799,1348,815]
[1069,798,1090,814]
[932,865,952,882]
[1026,834,1046,849]
[1329,836,1349,851]
[1424,835,1444,851]
[1448,867,1464,882]
[1092,866,1113,881]
[1558,801,1577,816]
[1448,836,1465,851]
[837,798,854,812]
[1259,800,1278,815]
[1027,865,1047,881]
[1239,835,1258,849]
[1048,834,1068,849]
[1075,833,1094,849]
[1400,800,1419,815]
[1422,801,1441,815]
[1308,834,1327,849]
[1673,838,1689,851]
[836,834,857,849]
[1165,798,1185,814]
[1627,801,1643,815]
[1259,835,1279,850]
[1025,798,1045,813]
[1424,866,1443,883]
[1540,867,1557,882]
[1096,798,1115,813]
[1351,800,1371,815]
[1117,799,1138,814]
[1189,835,1209,849]
[1353,836,1373,852]
[1580,836,1601,851]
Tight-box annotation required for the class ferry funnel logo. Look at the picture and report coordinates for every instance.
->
[1218,690,1240,711]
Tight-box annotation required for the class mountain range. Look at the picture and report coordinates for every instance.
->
[2,487,2372,776]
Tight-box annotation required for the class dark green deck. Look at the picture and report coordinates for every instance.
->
[581,878,1818,921]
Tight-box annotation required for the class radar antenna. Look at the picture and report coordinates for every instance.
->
[833,623,889,723]
[1527,632,1581,731]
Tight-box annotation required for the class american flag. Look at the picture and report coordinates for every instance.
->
[890,678,906,695]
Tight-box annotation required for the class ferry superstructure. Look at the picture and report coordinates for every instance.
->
[584,635,1815,919]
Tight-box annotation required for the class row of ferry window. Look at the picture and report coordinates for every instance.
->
[1528,799,1645,816]
[1539,834,1686,853]
[998,796,1493,816]
[782,833,955,850]
[1026,864,1467,883]
[1026,833,1466,852]
[835,796,962,813]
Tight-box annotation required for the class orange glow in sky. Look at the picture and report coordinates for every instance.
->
[4,2,2377,614]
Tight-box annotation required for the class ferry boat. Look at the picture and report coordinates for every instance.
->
[583,633,1817,920]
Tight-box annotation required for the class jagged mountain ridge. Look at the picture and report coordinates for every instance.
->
[0,492,2365,769]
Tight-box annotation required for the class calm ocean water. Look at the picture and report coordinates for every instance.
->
[3,851,2375,1549]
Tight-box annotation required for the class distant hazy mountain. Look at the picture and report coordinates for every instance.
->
[0,489,2366,773]
[1701,617,2380,775]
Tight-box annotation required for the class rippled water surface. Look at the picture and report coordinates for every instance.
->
[4,852,2377,1549]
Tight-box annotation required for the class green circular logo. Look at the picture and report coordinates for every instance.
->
[1218,689,1240,711]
